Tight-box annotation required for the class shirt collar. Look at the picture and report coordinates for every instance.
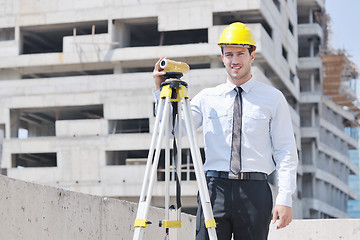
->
[225,76,256,94]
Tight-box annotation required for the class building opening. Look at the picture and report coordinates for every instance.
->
[12,152,57,168]
[10,104,104,138]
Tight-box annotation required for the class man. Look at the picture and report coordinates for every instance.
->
[153,22,298,240]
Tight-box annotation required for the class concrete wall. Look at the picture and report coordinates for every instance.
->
[0,174,195,240]
[269,219,360,240]
[1,174,360,240]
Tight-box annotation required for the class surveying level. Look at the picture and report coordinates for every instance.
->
[133,60,218,240]
[160,59,190,74]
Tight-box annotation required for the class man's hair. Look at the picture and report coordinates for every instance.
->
[221,45,254,55]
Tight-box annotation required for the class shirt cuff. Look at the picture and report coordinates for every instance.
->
[153,89,161,100]
[275,192,293,207]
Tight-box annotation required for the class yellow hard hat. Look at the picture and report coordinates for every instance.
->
[217,22,256,51]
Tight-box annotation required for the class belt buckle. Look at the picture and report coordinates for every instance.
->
[228,172,238,179]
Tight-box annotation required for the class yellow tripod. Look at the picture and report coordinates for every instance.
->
[133,68,217,240]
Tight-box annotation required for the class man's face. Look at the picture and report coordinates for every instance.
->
[221,46,255,85]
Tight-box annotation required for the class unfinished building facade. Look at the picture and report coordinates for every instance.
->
[297,0,359,218]
[0,0,357,218]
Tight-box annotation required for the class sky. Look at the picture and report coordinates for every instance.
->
[325,1,360,70]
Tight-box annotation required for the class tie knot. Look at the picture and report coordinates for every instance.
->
[235,87,243,93]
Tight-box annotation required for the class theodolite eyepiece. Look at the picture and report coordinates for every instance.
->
[160,59,190,74]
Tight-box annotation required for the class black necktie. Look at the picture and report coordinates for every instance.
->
[230,87,243,175]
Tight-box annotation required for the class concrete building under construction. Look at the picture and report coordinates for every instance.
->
[0,0,358,218]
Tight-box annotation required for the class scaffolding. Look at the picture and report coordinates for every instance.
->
[321,50,360,124]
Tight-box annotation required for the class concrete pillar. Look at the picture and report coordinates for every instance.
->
[311,140,317,166]
[0,69,21,80]
[28,125,38,137]
[0,124,4,167]
[107,18,113,39]
[210,58,223,68]
[311,106,316,127]
[308,8,313,23]
[112,21,130,48]
[310,73,315,92]
[309,38,314,57]
[15,20,22,55]
[114,63,123,74]
[10,110,19,138]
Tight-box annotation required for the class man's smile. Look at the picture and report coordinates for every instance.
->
[232,66,241,72]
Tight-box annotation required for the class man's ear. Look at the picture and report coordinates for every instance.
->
[250,51,255,63]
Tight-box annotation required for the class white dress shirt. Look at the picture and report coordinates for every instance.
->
[154,77,298,207]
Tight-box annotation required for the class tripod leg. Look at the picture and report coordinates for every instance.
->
[167,102,183,240]
[181,98,218,240]
[176,102,182,219]
[133,97,171,240]
[165,99,170,223]
[139,98,165,200]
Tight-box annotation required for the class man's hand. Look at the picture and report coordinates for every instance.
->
[153,58,166,90]
[272,205,292,229]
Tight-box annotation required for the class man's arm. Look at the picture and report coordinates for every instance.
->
[270,91,298,229]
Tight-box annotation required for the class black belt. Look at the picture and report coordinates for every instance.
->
[206,170,268,181]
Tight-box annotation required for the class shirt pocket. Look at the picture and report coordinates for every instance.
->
[242,111,269,135]
[205,110,230,135]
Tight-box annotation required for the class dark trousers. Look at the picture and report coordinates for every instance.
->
[196,177,273,240]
